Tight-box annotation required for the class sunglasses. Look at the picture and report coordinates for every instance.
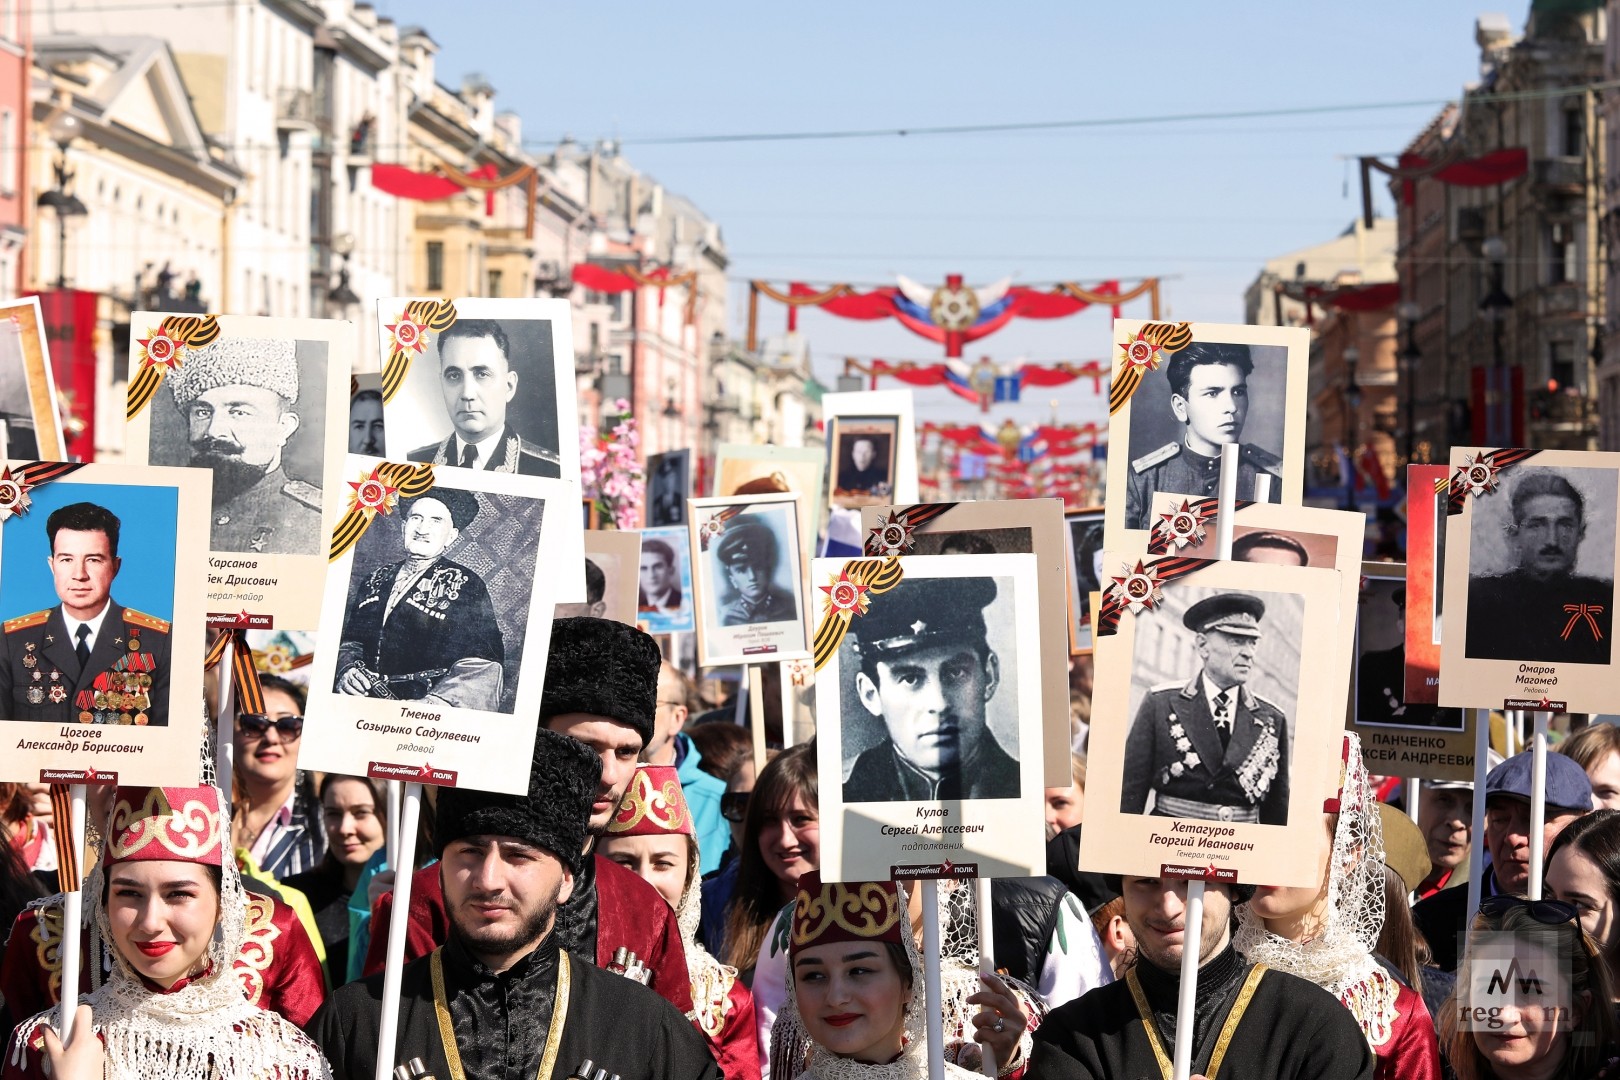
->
[1478,895,1578,925]
[721,791,749,823]
[237,713,304,739]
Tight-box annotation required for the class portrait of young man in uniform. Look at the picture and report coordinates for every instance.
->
[712,515,797,627]
[0,502,171,725]
[842,577,1020,803]
[334,487,506,711]
[1465,468,1615,665]
[162,337,324,556]
[1124,342,1283,532]
[1119,592,1290,825]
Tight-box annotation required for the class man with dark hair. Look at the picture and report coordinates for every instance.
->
[1124,342,1282,531]
[836,435,889,494]
[335,488,504,709]
[843,577,1019,801]
[408,318,560,477]
[348,387,383,455]
[312,727,721,1080]
[1465,469,1613,664]
[639,540,683,613]
[1232,531,1309,566]
[713,516,796,626]
[1120,593,1289,825]
[556,557,608,619]
[168,336,322,555]
[1,502,172,724]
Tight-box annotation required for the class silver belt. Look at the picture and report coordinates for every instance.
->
[1152,795,1259,824]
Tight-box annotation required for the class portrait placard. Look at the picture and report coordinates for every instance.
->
[821,389,919,504]
[829,416,899,510]
[647,449,691,528]
[301,460,571,795]
[0,298,65,461]
[375,296,584,603]
[1405,463,1451,705]
[812,554,1045,881]
[124,313,355,629]
[1080,558,1343,885]
[860,499,1072,788]
[714,442,827,554]
[0,463,209,785]
[557,530,641,626]
[1353,561,1473,781]
[1065,507,1104,653]
[1102,320,1308,552]
[636,525,696,635]
[1439,447,1620,714]
[689,492,810,666]
[348,372,385,456]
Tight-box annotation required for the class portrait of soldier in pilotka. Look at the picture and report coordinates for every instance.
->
[1465,466,1616,666]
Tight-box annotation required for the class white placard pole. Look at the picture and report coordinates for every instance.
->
[1408,781,1421,824]
[1529,711,1550,901]
[56,785,87,1040]
[385,780,402,870]
[748,664,767,774]
[215,636,236,798]
[780,661,799,749]
[921,878,945,1080]
[373,782,422,1080]
[1465,709,1490,919]
[975,877,998,1077]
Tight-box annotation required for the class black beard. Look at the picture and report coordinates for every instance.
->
[191,449,267,507]
[446,884,562,964]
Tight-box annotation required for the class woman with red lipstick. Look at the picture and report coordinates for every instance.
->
[1440,899,1620,1080]
[230,674,324,881]
[3,783,331,1080]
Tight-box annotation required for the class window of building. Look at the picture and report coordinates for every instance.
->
[0,109,15,196]
[1563,104,1584,158]
[1549,341,1576,393]
[426,241,444,291]
[1548,222,1577,284]
[487,268,502,297]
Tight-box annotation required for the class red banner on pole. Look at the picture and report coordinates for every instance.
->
[35,289,98,461]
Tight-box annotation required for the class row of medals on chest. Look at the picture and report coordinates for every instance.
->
[22,631,153,722]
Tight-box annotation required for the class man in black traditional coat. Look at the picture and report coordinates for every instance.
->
[310,726,721,1080]
[1030,873,1374,1079]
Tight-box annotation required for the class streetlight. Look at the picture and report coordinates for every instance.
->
[1343,343,1362,510]
[1397,300,1421,465]
[36,111,87,289]
[326,231,359,310]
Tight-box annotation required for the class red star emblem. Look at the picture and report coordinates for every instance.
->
[137,324,184,370]
[347,467,400,517]
[1118,329,1164,372]
[387,312,430,355]
[1456,452,1503,498]
[1539,698,1553,710]
[418,762,435,779]
[238,610,251,624]
[820,568,872,617]
[0,467,33,520]
[941,859,955,876]
[1109,560,1164,615]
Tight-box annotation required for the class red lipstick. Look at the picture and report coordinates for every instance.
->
[134,941,176,957]
[823,1014,861,1027]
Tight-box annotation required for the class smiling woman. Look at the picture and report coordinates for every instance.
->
[230,673,324,880]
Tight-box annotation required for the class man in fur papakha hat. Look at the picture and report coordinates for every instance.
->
[166,336,323,555]
[362,617,697,1018]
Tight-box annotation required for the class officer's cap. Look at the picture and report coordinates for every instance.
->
[715,516,777,567]
[852,576,996,659]
[402,487,480,530]
[1183,592,1265,638]
[169,337,299,408]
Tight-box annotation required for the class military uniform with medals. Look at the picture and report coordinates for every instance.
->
[1124,439,1282,532]
[0,603,171,726]
[408,424,561,478]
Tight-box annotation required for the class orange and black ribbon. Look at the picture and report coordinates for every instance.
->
[329,462,436,562]
[1144,497,1254,556]
[382,299,457,403]
[811,557,905,671]
[48,784,79,890]
[205,629,266,716]
[862,504,957,556]
[125,315,221,420]
[1562,604,1606,643]
[1445,447,1540,516]
[1109,321,1193,416]
[1094,555,1207,639]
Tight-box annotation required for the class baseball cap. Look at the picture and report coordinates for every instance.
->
[1484,750,1593,813]
[1422,749,1505,792]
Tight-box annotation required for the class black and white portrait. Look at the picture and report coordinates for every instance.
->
[1464,466,1616,665]
[1118,586,1301,825]
[557,531,639,626]
[908,527,1032,557]
[146,336,328,556]
[389,317,562,478]
[1356,575,1464,730]
[332,485,545,715]
[349,374,384,455]
[1068,509,1104,624]
[1231,527,1337,568]
[836,574,1021,803]
[637,526,694,634]
[1123,340,1288,532]
[710,511,799,627]
[830,416,898,509]
[647,449,690,527]
[0,315,44,460]
[689,493,809,666]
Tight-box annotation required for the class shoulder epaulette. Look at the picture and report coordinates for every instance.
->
[1243,444,1283,471]
[1132,443,1179,474]
[1149,680,1183,693]
[123,608,171,634]
[4,610,49,633]
[1251,691,1282,713]
[282,478,322,511]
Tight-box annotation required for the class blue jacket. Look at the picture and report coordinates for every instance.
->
[676,735,731,876]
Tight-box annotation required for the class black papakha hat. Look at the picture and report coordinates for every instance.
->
[850,576,996,658]
[401,486,481,530]
[540,616,661,747]
[435,727,601,873]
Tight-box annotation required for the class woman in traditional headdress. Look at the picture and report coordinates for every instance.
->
[1234,733,1441,1080]
[3,784,332,1080]
[600,764,761,1080]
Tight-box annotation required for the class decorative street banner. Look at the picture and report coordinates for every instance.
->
[812,554,1045,882]
[1404,463,1451,705]
[124,312,355,630]
[1439,447,1619,715]
[688,492,811,667]
[0,463,209,785]
[302,459,573,795]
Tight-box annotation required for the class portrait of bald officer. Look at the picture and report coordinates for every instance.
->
[1120,593,1290,825]
[714,515,797,626]
[1,502,172,725]
[843,577,1020,803]
[166,336,323,556]
[1124,342,1283,532]
[335,487,505,711]
[408,319,561,477]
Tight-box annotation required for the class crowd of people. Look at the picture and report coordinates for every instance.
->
[4,616,1620,1079]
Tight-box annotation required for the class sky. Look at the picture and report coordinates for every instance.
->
[372,1,1520,429]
